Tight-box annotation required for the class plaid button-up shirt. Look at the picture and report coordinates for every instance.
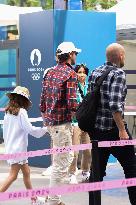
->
[40,63,78,126]
[88,62,127,131]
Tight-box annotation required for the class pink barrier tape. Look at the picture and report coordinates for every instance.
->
[0,178,136,201]
[0,140,136,161]
[0,143,92,160]
[125,105,136,110]
[99,139,136,147]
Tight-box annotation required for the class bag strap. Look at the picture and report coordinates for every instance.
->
[96,66,116,87]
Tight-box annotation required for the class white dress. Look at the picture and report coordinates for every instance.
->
[3,108,47,165]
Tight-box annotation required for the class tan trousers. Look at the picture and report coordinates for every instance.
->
[48,123,74,205]
[69,126,91,174]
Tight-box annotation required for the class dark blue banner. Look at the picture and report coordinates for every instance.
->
[19,11,54,167]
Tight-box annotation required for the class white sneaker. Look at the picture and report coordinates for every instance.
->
[69,174,78,184]
[34,196,48,205]
[75,167,79,175]
[82,171,90,182]
[42,166,52,176]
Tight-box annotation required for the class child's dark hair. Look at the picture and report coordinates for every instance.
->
[5,94,31,116]
[75,64,89,76]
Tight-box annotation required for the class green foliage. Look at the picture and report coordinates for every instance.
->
[7,0,53,8]
[99,0,117,9]
[84,0,117,10]
[45,0,52,9]
[84,0,98,10]
[7,0,117,10]
[8,0,20,6]
[25,0,40,7]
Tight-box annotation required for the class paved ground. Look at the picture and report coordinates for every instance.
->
[0,158,130,205]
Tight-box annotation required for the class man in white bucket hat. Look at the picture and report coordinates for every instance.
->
[40,42,81,205]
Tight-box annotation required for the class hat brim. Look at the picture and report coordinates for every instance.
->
[75,48,81,53]
[57,48,82,55]
[6,92,32,106]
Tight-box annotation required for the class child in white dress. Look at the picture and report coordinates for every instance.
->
[0,86,48,205]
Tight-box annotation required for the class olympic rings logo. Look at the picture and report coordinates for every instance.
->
[31,73,40,80]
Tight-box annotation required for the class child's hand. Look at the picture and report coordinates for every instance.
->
[42,126,49,134]
[41,112,44,119]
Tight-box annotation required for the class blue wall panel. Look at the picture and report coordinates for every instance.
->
[20,11,54,168]
[55,11,116,72]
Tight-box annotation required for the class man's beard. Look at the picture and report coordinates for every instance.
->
[71,59,75,65]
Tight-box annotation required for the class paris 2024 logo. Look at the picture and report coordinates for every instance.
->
[28,49,44,80]
[30,49,41,66]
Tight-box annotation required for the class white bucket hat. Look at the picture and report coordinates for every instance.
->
[56,42,81,55]
[6,86,32,104]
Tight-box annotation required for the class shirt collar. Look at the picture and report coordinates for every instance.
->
[104,62,118,67]
[57,63,73,70]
